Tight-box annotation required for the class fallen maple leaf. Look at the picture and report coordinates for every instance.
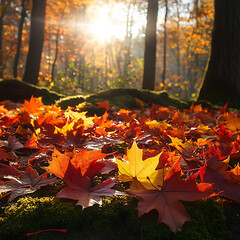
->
[93,112,112,127]
[190,103,203,113]
[71,149,111,178]
[46,148,109,180]
[146,119,171,132]
[116,141,171,190]
[0,149,17,161]
[117,109,136,122]
[16,125,29,135]
[227,163,240,183]
[199,155,240,203]
[214,124,233,143]
[96,101,110,111]
[24,134,38,148]
[0,162,58,202]
[150,104,171,121]
[0,105,8,114]
[127,159,216,233]
[56,176,119,208]
[0,135,24,150]
[45,148,119,208]
[0,163,22,176]
[93,112,113,137]
[64,110,93,127]
[226,112,240,132]
[23,96,43,115]
[168,135,184,152]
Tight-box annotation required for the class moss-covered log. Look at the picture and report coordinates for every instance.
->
[0,79,64,105]
[56,88,189,113]
[0,81,228,115]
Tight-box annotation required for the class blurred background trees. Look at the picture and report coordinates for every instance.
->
[0,0,214,100]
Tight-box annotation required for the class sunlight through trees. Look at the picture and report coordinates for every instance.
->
[0,0,214,100]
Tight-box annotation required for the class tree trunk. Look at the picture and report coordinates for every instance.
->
[162,0,168,86]
[198,0,240,108]
[13,0,27,78]
[175,0,180,78]
[142,0,158,90]
[51,3,66,82]
[123,2,135,79]
[0,0,6,79]
[22,0,46,85]
[192,0,199,96]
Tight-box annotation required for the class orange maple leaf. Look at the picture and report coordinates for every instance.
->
[24,134,38,148]
[117,109,136,122]
[226,113,240,132]
[45,148,119,208]
[190,103,203,113]
[96,101,109,111]
[45,148,109,182]
[23,96,43,115]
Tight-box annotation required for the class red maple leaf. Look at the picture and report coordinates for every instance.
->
[199,155,240,203]
[214,124,233,143]
[0,163,22,176]
[0,135,24,150]
[0,162,58,202]
[127,159,216,233]
[56,176,118,208]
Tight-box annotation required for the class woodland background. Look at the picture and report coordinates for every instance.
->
[3,1,240,239]
[0,0,213,100]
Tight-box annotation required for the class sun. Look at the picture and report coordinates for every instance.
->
[88,3,144,43]
[89,4,126,43]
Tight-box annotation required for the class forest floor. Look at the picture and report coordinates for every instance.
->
[0,83,240,239]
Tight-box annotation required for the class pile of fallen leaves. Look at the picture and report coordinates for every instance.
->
[0,96,240,233]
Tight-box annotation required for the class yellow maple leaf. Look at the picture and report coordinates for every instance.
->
[168,135,184,152]
[145,120,171,131]
[116,141,168,190]
[54,121,75,136]
[168,135,195,153]
[65,110,94,128]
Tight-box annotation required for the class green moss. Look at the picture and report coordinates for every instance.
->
[0,196,229,240]
[0,196,81,240]
[180,199,228,240]
[222,200,240,240]
[55,95,85,110]
[57,88,189,113]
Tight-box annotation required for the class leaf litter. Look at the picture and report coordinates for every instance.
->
[0,96,240,232]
